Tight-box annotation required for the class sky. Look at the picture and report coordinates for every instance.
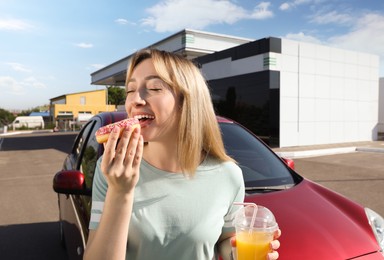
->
[1,0,384,111]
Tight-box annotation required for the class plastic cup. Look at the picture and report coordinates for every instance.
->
[233,204,278,260]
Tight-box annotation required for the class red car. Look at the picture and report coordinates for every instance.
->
[53,112,384,259]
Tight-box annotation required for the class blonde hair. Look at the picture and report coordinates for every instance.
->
[126,49,234,175]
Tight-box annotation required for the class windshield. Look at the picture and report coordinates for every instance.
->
[219,122,297,191]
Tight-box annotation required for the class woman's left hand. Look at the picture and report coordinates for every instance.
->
[229,228,281,260]
[267,228,281,260]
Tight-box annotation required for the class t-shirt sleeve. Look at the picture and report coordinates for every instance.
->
[89,156,108,230]
[221,162,245,236]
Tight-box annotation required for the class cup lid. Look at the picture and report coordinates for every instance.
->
[233,205,278,231]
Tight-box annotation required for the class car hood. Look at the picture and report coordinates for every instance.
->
[245,178,381,259]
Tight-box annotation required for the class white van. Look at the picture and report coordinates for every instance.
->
[76,113,94,126]
[10,116,45,129]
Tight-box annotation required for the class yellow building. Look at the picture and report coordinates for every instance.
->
[50,89,116,128]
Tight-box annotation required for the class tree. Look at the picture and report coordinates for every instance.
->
[107,86,126,107]
[0,108,16,126]
[19,107,40,116]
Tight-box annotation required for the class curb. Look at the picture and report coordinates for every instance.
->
[275,147,357,159]
[275,146,384,159]
[356,147,384,153]
[0,130,53,137]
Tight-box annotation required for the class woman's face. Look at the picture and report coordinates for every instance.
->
[125,58,180,142]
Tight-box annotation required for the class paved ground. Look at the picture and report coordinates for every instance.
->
[273,140,384,158]
[0,132,77,260]
[274,141,384,217]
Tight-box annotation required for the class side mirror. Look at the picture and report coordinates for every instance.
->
[281,158,295,170]
[53,170,91,196]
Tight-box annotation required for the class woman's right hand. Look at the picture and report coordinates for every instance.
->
[101,125,144,194]
[84,125,143,260]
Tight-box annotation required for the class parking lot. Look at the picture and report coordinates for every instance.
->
[0,132,383,259]
[0,132,77,259]
[295,151,384,217]
[274,141,384,217]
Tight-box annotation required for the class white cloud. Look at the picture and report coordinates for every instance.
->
[0,18,33,31]
[295,0,312,4]
[327,13,384,57]
[279,3,291,11]
[89,64,105,70]
[0,75,46,96]
[279,0,311,11]
[6,62,31,73]
[115,18,136,26]
[75,42,93,48]
[0,76,26,95]
[284,32,322,44]
[115,18,129,25]
[250,2,273,20]
[141,0,273,32]
[310,10,353,25]
[23,77,46,89]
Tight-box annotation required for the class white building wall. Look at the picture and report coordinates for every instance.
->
[201,55,265,80]
[279,39,379,147]
[186,31,252,53]
[379,78,384,132]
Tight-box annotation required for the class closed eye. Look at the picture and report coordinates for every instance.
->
[147,78,166,89]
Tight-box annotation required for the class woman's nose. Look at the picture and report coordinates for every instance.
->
[131,91,146,106]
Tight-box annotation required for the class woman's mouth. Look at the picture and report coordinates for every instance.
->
[134,114,155,127]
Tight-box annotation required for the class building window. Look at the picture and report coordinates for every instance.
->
[208,71,280,147]
[80,96,86,105]
[182,34,195,44]
[79,111,92,114]
[52,98,66,105]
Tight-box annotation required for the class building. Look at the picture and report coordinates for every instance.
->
[379,78,384,140]
[196,37,379,147]
[50,89,115,129]
[91,29,253,86]
[91,29,380,148]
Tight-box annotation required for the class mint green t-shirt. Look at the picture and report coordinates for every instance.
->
[89,156,245,260]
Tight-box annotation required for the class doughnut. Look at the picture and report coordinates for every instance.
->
[95,118,140,143]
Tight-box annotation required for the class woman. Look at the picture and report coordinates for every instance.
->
[84,49,280,260]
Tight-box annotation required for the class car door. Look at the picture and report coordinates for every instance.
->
[62,119,98,259]
[76,116,103,233]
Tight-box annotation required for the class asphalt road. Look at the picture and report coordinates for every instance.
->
[0,132,77,260]
[0,132,383,259]
[294,151,384,217]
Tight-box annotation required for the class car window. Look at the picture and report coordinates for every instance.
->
[220,122,296,188]
[72,120,95,166]
[77,118,102,226]
[80,118,102,190]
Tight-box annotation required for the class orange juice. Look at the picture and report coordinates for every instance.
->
[236,230,271,260]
